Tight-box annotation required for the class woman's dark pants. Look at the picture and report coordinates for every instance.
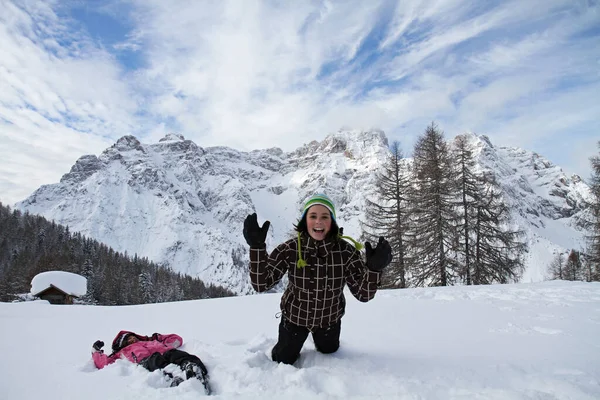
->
[141,349,208,376]
[271,318,341,365]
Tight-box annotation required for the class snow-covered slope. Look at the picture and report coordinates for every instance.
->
[467,134,590,282]
[1,281,599,399]
[16,131,590,292]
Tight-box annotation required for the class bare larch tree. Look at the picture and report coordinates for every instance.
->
[451,134,481,285]
[363,141,413,288]
[586,142,600,281]
[470,173,526,284]
[409,123,460,286]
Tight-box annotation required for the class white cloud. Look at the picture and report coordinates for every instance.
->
[0,110,113,205]
[0,0,140,204]
[0,0,599,204]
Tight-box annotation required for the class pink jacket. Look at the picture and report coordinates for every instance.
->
[92,330,183,369]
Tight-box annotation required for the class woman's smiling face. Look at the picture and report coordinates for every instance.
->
[306,204,332,241]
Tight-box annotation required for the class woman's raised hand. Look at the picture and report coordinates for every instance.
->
[243,213,270,247]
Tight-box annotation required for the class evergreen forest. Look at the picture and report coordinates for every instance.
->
[0,203,234,304]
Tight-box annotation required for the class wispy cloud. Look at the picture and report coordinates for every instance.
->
[0,0,137,204]
[0,0,598,204]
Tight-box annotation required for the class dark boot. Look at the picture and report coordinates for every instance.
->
[162,371,184,387]
[170,376,185,387]
[181,361,212,395]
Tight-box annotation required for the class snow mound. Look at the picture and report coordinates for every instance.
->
[30,271,87,297]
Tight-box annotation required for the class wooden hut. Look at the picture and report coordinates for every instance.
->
[32,284,79,304]
[30,271,87,305]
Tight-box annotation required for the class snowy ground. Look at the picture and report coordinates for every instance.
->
[1,281,599,399]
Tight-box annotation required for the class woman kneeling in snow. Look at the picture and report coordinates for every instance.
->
[91,330,210,393]
[244,193,392,365]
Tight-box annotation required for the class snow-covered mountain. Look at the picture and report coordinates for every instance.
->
[467,134,590,281]
[15,130,590,293]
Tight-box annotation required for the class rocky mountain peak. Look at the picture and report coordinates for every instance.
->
[115,135,145,152]
[319,135,347,153]
[60,154,103,183]
[478,134,494,148]
[99,135,146,163]
[153,136,204,158]
[289,129,387,162]
[159,133,186,142]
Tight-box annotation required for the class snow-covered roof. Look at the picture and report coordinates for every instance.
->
[30,271,87,297]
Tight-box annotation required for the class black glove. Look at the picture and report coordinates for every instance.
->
[92,340,104,352]
[243,213,270,247]
[365,237,393,272]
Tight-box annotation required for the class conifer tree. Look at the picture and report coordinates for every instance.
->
[451,134,480,285]
[0,202,234,304]
[409,123,459,286]
[363,141,412,288]
[471,173,526,284]
[79,259,97,304]
[563,249,583,281]
[139,270,155,303]
[547,252,565,280]
[586,142,600,281]
[581,253,594,282]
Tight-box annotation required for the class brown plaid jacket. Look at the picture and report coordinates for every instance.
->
[249,233,381,329]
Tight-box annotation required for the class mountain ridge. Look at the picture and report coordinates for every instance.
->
[16,130,590,292]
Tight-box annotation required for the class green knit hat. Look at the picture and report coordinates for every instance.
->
[301,193,336,221]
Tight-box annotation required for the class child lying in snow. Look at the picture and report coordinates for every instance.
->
[91,330,211,394]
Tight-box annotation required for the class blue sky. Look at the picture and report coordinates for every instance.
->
[1,0,599,204]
